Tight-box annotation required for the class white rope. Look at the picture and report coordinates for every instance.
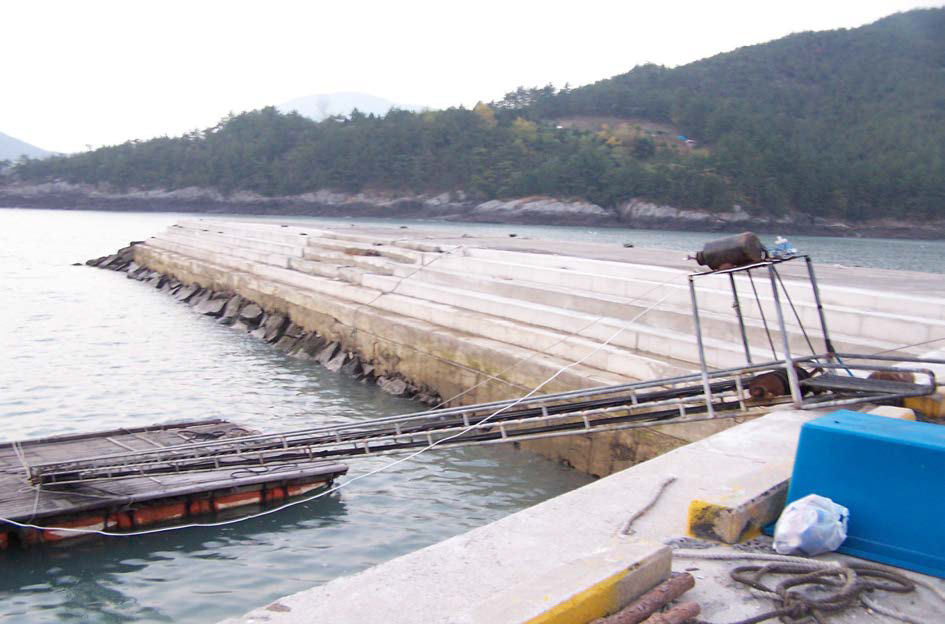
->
[674,550,842,567]
[428,273,688,411]
[0,274,685,538]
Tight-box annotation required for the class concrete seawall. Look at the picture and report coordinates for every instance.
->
[114,219,945,476]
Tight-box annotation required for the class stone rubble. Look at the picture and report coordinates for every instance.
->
[86,244,440,404]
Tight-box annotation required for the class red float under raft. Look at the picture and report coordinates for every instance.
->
[0,419,348,548]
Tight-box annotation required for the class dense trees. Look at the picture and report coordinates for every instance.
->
[15,105,727,211]
[502,8,945,219]
[11,8,945,221]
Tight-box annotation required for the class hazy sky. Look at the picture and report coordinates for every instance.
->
[3,0,939,153]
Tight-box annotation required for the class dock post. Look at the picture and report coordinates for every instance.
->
[689,276,715,418]
[729,273,752,365]
[768,265,803,406]
[805,255,837,361]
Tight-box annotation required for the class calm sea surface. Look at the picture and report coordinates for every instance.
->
[1,207,943,623]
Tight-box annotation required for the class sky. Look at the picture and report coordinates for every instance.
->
[2,0,940,154]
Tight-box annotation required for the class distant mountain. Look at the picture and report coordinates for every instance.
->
[278,92,424,120]
[0,132,51,161]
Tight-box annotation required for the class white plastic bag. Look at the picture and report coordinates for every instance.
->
[774,494,849,556]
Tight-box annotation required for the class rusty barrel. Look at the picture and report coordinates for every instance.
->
[695,232,766,271]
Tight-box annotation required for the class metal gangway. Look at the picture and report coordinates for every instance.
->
[27,254,943,487]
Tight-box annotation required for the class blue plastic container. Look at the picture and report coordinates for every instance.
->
[786,410,945,578]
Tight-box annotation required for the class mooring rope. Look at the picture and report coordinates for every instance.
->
[674,549,945,624]
[618,475,676,536]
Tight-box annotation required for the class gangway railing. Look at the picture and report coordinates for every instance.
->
[26,243,945,488]
[27,354,938,486]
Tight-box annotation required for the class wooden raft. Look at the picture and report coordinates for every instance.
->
[0,419,348,548]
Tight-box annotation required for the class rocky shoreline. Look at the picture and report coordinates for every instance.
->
[8,181,945,240]
[89,244,440,405]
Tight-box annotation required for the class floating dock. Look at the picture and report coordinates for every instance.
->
[0,420,347,548]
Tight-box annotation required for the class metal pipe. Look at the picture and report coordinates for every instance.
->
[689,276,715,418]
[729,273,752,365]
[805,255,836,359]
[768,265,803,406]
[27,357,834,472]
[592,572,695,624]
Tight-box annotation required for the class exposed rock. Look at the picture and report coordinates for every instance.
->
[262,314,289,343]
[189,289,214,308]
[341,356,363,377]
[315,342,340,366]
[174,284,200,302]
[324,351,348,373]
[618,199,715,223]
[471,197,614,225]
[238,303,264,325]
[282,323,305,339]
[249,314,269,339]
[378,376,408,397]
[274,335,301,351]
[219,295,245,324]
[289,334,328,359]
[193,294,228,317]
[415,393,440,405]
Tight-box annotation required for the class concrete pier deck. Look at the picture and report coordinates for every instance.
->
[110,219,945,622]
[130,218,945,476]
[218,407,945,624]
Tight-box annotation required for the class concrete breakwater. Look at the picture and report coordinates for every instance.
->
[88,245,440,404]
[91,219,945,476]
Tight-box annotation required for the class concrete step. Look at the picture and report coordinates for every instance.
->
[361,272,756,369]
[465,246,945,323]
[301,248,397,275]
[142,236,695,382]
[427,254,945,348]
[151,231,297,269]
[302,236,422,265]
[140,244,635,392]
[387,263,909,360]
[158,224,928,363]
[176,220,325,247]
[163,227,305,259]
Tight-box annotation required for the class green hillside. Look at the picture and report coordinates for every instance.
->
[10,8,945,222]
[506,7,945,219]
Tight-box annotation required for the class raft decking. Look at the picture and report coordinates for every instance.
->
[0,419,348,548]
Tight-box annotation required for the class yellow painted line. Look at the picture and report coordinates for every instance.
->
[525,567,627,624]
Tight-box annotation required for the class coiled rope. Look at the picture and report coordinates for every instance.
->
[674,550,943,624]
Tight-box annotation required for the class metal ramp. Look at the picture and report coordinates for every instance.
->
[22,253,945,488]
[26,353,938,486]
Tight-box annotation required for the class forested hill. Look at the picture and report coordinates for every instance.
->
[501,7,945,220]
[9,8,945,223]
